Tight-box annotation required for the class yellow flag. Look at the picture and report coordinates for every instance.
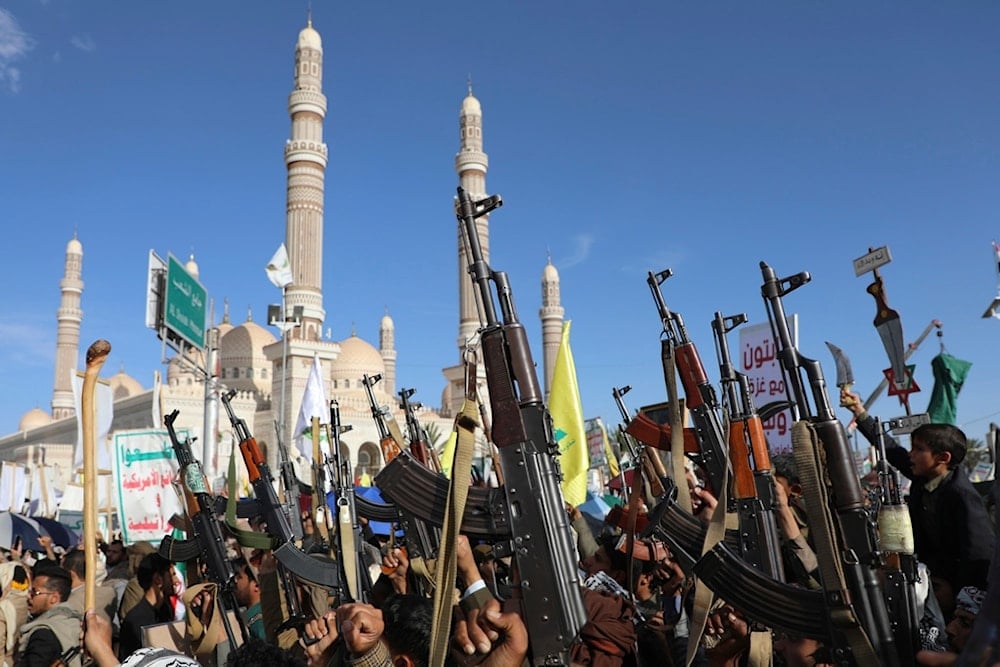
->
[601,421,621,477]
[549,320,589,506]
[439,428,459,479]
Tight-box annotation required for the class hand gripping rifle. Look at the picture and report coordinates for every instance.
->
[457,186,586,666]
[711,311,785,581]
[694,263,897,666]
[220,390,342,591]
[647,269,729,497]
[399,388,442,473]
[159,410,247,650]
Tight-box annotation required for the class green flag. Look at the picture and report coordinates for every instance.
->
[927,353,973,425]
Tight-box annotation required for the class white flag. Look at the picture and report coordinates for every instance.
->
[72,371,114,471]
[266,243,294,288]
[294,355,329,461]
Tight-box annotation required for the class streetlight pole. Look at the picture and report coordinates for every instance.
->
[269,293,302,455]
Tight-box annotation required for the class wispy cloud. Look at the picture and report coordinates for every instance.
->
[620,249,685,275]
[557,233,595,269]
[0,322,54,367]
[0,8,34,93]
[71,34,95,52]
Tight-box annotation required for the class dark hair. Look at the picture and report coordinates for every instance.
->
[382,595,432,667]
[912,423,968,469]
[38,567,72,602]
[61,549,86,578]
[226,637,306,667]
[12,564,27,585]
[137,553,173,590]
[232,557,257,584]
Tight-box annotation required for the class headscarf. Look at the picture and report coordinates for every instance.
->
[956,586,987,616]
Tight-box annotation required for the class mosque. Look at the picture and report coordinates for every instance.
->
[0,17,567,511]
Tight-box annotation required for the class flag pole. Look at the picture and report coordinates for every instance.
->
[81,339,110,613]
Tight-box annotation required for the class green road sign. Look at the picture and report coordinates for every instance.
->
[164,254,207,349]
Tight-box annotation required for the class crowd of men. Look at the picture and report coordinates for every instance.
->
[0,389,996,667]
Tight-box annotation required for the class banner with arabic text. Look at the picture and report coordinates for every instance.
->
[112,429,186,545]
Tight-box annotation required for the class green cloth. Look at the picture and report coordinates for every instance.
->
[927,353,973,425]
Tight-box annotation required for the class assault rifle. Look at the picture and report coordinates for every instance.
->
[399,388,442,472]
[159,410,246,650]
[274,420,305,541]
[873,416,920,665]
[613,386,667,500]
[221,390,342,592]
[696,263,898,666]
[457,186,586,666]
[325,400,374,603]
[647,269,728,496]
[711,311,785,581]
[362,373,404,465]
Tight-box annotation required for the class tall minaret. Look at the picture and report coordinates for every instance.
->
[264,16,340,460]
[379,309,396,398]
[51,235,83,419]
[284,15,328,343]
[455,82,490,350]
[442,83,490,416]
[540,255,565,398]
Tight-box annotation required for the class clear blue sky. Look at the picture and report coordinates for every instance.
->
[2,2,999,446]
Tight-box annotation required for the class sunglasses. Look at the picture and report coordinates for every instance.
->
[28,588,53,599]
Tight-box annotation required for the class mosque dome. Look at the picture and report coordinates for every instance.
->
[298,21,322,50]
[109,369,145,400]
[166,347,205,386]
[66,237,82,255]
[331,334,385,386]
[19,407,52,432]
[220,314,277,394]
[461,93,481,115]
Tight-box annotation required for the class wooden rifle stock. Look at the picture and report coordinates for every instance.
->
[624,412,700,453]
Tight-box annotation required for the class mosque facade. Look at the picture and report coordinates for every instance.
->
[0,18,566,511]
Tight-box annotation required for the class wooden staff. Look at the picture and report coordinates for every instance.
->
[81,339,110,613]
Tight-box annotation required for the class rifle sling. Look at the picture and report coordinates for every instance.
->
[429,393,479,667]
[686,416,730,666]
[792,421,878,664]
[663,339,692,515]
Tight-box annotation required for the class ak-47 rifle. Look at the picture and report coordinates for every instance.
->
[647,269,729,496]
[220,390,342,593]
[274,420,305,541]
[399,388,442,472]
[159,410,247,650]
[613,386,667,500]
[362,373,404,464]
[711,311,785,581]
[696,263,898,666]
[873,416,920,665]
[325,400,374,603]
[457,186,586,666]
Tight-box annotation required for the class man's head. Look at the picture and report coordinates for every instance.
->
[28,567,71,617]
[947,585,985,653]
[104,539,126,567]
[137,552,176,602]
[910,423,967,478]
[381,595,432,667]
[580,533,629,583]
[232,557,260,608]
[61,549,86,586]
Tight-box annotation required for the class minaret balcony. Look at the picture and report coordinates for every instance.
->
[288,90,328,116]
[454,150,488,173]
[284,141,329,167]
